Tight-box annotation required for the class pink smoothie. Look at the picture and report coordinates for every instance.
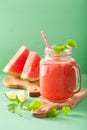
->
[40,58,76,100]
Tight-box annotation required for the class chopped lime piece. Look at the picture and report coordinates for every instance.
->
[62,106,70,115]
[5,91,17,100]
[47,108,59,117]
[29,100,42,110]
[66,39,77,48]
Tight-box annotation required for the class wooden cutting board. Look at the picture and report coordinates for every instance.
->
[3,76,87,118]
[3,76,40,97]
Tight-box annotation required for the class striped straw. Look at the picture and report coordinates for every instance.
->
[41,31,51,48]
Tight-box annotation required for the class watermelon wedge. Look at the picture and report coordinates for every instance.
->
[3,45,29,77]
[21,51,40,81]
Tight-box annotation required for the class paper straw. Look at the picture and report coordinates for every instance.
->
[41,31,51,48]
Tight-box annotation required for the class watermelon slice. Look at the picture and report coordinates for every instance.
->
[3,45,29,77]
[21,51,40,81]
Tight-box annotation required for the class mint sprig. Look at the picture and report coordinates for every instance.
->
[53,39,77,54]
[66,39,77,48]
[8,103,22,116]
[7,99,42,117]
[53,44,67,54]
[8,103,18,113]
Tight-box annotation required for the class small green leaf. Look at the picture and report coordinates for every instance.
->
[47,108,59,117]
[8,103,22,116]
[29,100,42,110]
[8,103,18,113]
[53,39,77,54]
[62,106,70,115]
[53,44,66,54]
[66,39,77,48]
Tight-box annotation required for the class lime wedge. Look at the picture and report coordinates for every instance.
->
[16,90,26,103]
[5,91,17,100]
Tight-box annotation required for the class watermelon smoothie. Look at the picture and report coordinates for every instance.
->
[40,48,81,100]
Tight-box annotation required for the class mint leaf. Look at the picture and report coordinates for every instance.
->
[53,39,77,54]
[66,39,77,48]
[8,103,18,113]
[62,106,70,115]
[8,103,22,116]
[47,108,59,117]
[53,44,66,54]
[29,100,42,110]
[21,100,42,111]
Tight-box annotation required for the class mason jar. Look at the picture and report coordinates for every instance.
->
[40,47,81,101]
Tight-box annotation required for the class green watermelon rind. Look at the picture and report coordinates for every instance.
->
[3,66,40,82]
[3,71,20,78]
[21,75,39,82]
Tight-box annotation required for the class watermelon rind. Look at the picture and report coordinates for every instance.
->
[21,71,39,82]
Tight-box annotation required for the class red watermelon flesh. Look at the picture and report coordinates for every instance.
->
[21,51,40,81]
[3,45,29,77]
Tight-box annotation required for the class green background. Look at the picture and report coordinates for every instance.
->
[0,1,87,130]
[0,0,87,73]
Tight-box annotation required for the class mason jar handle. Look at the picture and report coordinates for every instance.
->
[72,64,82,94]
